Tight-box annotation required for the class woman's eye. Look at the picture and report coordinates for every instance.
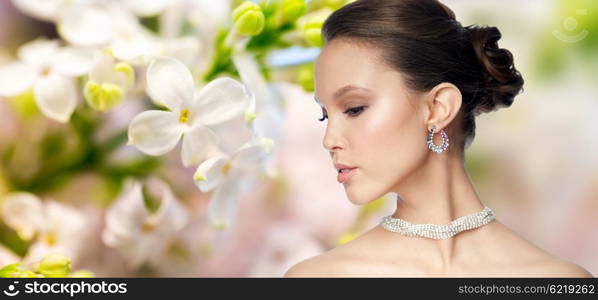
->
[318,107,328,122]
[344,106,367,117]
[318,106,366,121]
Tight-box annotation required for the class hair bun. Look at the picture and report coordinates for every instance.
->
[466,25,524,115]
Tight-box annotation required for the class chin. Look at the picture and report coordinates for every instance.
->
[344,184,386,206]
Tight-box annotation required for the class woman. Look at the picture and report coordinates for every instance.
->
[284,0,593,277]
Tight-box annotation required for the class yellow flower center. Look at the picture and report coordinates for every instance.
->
[142,222,155,233]
[118,31,131,41]
[221,163,231,175]
[44,232,58,246]
[179,109,191,124]
[40,66,51,76]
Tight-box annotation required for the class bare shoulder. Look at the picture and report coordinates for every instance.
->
[491,222,594,277]
[283,256,324,277]
[283,228,386,277]
[530,259,594,277]
[283,248,354,277]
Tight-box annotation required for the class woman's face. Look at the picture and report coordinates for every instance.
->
[314,39,430,205]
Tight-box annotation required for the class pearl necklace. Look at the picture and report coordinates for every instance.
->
[379,206,495,240]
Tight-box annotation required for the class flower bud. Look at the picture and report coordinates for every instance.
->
[323,0,348,10]
[310,0,348,10]
[280,0,307,24]
[10,89,39,119]
[38,253,72,278]
[114,62,135,89]
[255,137,274,154]
[16,270,43,278]
[245,111,256,124]
[297,63,314,92]
[303,15,325,47]
[232,1,265,36]
[84,81,124,111]
[212,223,226,231]
[69,270,95,278]
[0,263,22,278]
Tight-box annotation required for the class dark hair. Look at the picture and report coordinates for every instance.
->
[321,0,524,150]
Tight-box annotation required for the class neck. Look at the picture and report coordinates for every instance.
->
[381,149,491,274]
[390,151,485,224]
[382,149,496,273]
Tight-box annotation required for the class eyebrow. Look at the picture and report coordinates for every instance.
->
[314,84,373,105]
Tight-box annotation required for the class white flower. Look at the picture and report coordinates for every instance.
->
[0,245,20,267]
[231,51,284,177]
[194,136,273,229]
[11,0,66,21]
[154,36,203,69]
[101,178,189,268]
[55,1,176,66]
[116,35,204,70]
[0,38,96,122]
[83,51,135,111]
[122,0,175,17]
[57,1,147,50]
[127,56,252,167]
[1,192,43,241]
[0,192,88,264]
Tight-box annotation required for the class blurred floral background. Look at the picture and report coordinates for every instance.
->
[0,0,596,277]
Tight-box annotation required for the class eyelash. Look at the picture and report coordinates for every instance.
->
[318,106,367,122]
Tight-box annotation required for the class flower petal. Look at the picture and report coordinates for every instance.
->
[0,62,36,97]
[58,3,116,46]
[159,36,202,68]
[208,168,255,230]
[180,125,220,167]
[0,245,20,266]
[103,180,149,246]
[127,110,184,155]
[102,179,154,269]
[231,52,265,123]
[231,136,272,171]
[43,201,86,241]
[33,74,78,123]
[88,52,115,82]
[52,46,98,76]
[193,77,251,126]
[193,154,230,192]
[0,192,44,241]
[145,177,189,234]
[123,0,173,17]
[102,178,188,268]
[207,115,253,155]
[89,52,133,89]
[111,34,157,66]
[146,56,195,111]
[17,38,59,68]
[11,0,62,21]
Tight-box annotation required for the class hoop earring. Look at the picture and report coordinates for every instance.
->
[427,126,449,153]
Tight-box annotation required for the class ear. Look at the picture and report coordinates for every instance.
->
[422,82,462,131]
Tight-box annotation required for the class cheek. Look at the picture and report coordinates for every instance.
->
[358,106,425,182]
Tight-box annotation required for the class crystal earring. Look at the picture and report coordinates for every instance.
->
[427,126,449,153]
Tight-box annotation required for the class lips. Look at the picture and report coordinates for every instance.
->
[334,163,357,183]
[337,167,357,183]
[334,163,356,171]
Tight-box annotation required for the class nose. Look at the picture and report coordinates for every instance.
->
[322,123,343,153]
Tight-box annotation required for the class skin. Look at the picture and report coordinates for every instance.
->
[284,38,593,277]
